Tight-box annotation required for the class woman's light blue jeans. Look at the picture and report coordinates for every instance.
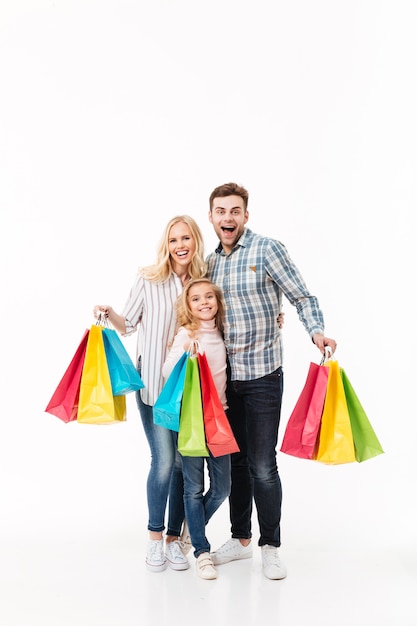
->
[136,390,184,536]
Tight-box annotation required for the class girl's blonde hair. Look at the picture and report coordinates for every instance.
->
[140,215,207,283]
[176,278,225,335]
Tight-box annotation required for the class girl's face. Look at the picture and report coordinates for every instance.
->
[187,283,218,322]
[168,222,196,274]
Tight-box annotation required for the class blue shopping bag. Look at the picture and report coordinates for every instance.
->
[102,328,144,395]
[153,351,188,431]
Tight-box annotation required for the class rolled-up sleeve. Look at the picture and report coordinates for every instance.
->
[122,274,144,336]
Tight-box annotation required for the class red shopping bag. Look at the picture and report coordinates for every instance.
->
[197,352,239,457]
[45,329,89,423]
[280,361,329,459]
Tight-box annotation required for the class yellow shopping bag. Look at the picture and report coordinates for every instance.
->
[314,359,355,464]
[77,324,126,424]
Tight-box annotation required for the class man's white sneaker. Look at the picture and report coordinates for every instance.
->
[178,520,192,556]
[261,545,287,580]
[165,540,190,571]
[146,539,167,573]
[196,553,217,580]
[211,538,253,565]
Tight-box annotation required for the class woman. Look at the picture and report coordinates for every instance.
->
[94,215,206,573]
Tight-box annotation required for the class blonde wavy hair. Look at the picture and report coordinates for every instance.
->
[175,278,225,336]
[140,215,207,283]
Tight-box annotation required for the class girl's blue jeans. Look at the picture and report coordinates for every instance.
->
[181,452,231,558]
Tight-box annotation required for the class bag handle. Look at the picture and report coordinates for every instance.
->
[320,346,333,365]
[187,338,202,357]
[95,313,112,328]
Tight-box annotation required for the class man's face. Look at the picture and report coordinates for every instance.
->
[208,195,248,254]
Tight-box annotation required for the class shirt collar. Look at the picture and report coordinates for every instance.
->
[215,228,251,255]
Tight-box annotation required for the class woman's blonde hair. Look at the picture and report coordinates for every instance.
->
[176,278,225,335]
[140,215,206,282]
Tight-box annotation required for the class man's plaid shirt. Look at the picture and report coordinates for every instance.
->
[206,228,325,381]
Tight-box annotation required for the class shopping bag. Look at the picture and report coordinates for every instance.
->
[153,351,188,431]
[197,352,239,457]
[45,329,90,423]
[77,324,126,424]
[102,327,144,395]
[340,368,384,462]
[280,361,329,459]
[111,393,127,422]
[314,360,356,464]
[178,356,209,457]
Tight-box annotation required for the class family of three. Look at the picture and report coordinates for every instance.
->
[94,182,337,580]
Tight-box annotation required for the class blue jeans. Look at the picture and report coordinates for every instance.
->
[226,367,284,547]
[181,452,231,558]
[136,390,184,536]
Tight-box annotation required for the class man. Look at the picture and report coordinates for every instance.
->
[205,182,337,580]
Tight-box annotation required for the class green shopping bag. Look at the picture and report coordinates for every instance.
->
[340,368,384,462]
[178,356,209,457]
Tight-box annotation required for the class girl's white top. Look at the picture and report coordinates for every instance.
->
[162,319,228,409]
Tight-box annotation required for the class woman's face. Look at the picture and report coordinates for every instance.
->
[168,221,196,275]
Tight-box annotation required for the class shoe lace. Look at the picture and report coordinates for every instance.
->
[221,539,240,554]
[263,546,281,566]
[169,541,184,560]
[149,540,164,560]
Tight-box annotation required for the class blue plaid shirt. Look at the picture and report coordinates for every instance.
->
[206,228,325,381]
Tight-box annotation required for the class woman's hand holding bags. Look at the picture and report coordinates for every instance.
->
[45,317,143,425]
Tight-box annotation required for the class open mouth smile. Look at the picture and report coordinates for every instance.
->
[221,226,235,233]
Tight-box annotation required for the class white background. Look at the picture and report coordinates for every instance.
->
[0,0,415,623]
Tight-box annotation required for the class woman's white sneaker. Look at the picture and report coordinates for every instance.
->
[165,540,190,570]
[146,539,167,573]
[261,545,287,579]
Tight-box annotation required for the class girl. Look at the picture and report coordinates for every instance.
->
[162,278,231,580]
[94,216,206,573]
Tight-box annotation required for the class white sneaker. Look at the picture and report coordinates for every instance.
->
[211,538,253,565]
[146,539,167,573]
[165,540,190,571]
[261,545,287,580]
[178,520,192,556]
[196,552,217,580]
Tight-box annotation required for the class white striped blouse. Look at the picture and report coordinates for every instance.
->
[121,271,184,406]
